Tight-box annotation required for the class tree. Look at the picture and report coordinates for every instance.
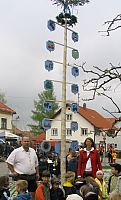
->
[0,90,7,103]
[80,62,121,137]
[29,90,59,134]
[99,14,121,36]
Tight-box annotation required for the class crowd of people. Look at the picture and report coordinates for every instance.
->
[0,136,121,200]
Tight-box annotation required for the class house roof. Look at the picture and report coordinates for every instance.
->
[0,102,16,114]
[53,104,115,130]
[78,106,114,130]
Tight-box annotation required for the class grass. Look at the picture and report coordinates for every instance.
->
[102,165,111,169]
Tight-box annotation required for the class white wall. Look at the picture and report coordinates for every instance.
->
[46,106,121,150]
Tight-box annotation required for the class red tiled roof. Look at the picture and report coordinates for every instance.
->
[78,106,114,130]
[36,133,46,141]
[53,104,115,130]
[0,102,16,114]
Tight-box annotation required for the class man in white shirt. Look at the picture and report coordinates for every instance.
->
[6,136,39,200]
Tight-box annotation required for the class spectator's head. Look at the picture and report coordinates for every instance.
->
[21,136,30,151]
[51,178,60,189]
[66,194,83,200]
[84,192,98,200]
[41,170,50,185]
[80,185,93,197]
[16,180,28,194]
[75,177,86,190]
[84,137,95,149]
[110,163,121,175]
[0,175,9,190]
[96,170,104,180]
[65,171,75,183]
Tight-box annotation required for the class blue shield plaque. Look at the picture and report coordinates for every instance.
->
[71,121,78,132]
[71,84,79,94]
[47,20,55,31]
[42,119,51,130]
[46,40,55,52]
[71,103,79,113]
[45,60,53,71]
[72,67,79,77]
[72,32,79,42]
[72,49,79,60]
[44,80,53,90]
[43,101,52,111]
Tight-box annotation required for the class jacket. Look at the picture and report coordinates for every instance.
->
[50,187,65,200]
[17,192,31,200]
[35,183,50,200]
[95,178,108,199]
[63,181,77,198]
[78,149,102,178]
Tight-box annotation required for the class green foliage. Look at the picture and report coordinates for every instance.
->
[51,0,90,7]
[29,90,59,134]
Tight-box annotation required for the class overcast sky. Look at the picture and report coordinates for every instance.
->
[0,0,121,130]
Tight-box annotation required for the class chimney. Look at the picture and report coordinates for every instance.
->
[83,103,86,109]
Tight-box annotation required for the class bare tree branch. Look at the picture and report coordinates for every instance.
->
[99,14,121,36]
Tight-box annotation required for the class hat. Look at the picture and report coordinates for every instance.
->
[96,170,104,175]
[66,194,83,200]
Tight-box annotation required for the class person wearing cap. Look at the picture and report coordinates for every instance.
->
[78,137,102,178]
[95,170,108,199]
[50,178,65,200]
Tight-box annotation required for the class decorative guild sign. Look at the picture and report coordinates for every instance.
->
[42,119,51,130]
[72,66,79,77]
[46,40,55,52]
[43,101,52,111]
[47,20,55,31]
[72,49,79,59]
[71,121,78,132]
[44,80,53,90]
[71,103,79,113]
[72,32,79,42]
[71,84,79,94]
[45,60,53,71]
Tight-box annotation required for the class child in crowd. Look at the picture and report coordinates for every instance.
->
[80,184,98,200]
[75,177,86,195]
[85,176,100,197]
[0,175,12,200]
[63,171,77,198]
[112,150,117,164]
[108,164,121,200]
[95,170,108,199]
[35,170,50,200]
[50,178,64,200]
[108,163,121,194]
[15,180,31,200]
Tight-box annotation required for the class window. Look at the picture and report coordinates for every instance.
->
[81,128,88,135]
[51,128,58,136]
[1,118,7,129]
[66,128,72,136]
[66,114,72,121]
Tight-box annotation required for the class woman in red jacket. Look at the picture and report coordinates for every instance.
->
[78,137,102,178]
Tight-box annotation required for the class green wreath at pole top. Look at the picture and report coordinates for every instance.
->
[51,0,90,7]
